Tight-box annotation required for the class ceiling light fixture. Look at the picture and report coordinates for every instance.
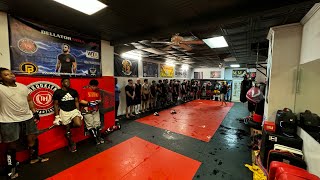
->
[230,64,240,68]
[203,36,228,48]
[53,0,107,15]
[166,62,175,67]
[121,50,142,61]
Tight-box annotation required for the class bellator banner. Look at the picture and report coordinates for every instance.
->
[9,17,101,77]
[175,66,188,78]
[143,61,159,77]
[4,76,115,162]
[114,55,138,77]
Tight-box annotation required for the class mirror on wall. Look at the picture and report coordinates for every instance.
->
[295,59,320,142]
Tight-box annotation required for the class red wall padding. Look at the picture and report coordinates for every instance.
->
[0,76,115,165]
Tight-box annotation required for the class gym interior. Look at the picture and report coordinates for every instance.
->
[0,1,319,179]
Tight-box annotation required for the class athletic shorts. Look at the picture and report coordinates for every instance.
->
[0,118,38,143]
[83,110,101,130]
[126,97,134,107]
[134,97,141,105]
[142,94,149,101]
[60,109,83,126]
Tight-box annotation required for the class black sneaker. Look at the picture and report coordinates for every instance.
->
[69,143,77,153]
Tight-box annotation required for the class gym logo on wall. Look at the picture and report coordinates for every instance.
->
[122,59,132,76]
[19,62,38,74]
[27,81,60,117]
[17,38,38,54]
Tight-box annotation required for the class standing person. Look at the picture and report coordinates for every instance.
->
[55,44,77,74]
[0,68,49,179]
[114,78,120,121]
[125,79,135,119]
[172,80,179,104]
[149,80,157,111]
[53,77,83,153]
[156,80,163,109]
[79,79,104,145]
[197,81,201,99]
[141,79,150,113]
[168,80,173,104]
[220,82,228,106]
[134,79,142,115]
[181,80,187,102]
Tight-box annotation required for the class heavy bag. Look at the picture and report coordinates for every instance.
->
[275,108,297,137]
[300,110,320,132]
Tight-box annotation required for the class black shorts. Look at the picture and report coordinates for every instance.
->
[0,118,38,143]
[248,102,256,112]
[134,97,141,105]
[126,97,134,107]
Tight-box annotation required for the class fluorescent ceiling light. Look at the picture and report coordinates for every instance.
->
[53,0,107,15]
[121,50,142,61]
[165,62,175,67]
[182,64,189,70]
[230,64,240,68]
[203,36,228,48]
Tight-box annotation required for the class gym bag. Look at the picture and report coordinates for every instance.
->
[275,108,297,137]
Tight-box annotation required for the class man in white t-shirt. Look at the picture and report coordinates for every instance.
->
[141,79,150,113]
[0,68,49,179]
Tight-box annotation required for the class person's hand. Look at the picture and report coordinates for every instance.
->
[88,101,98,107]
[95,100,101,104]
[33,112,40,123]
[53,115,62,126]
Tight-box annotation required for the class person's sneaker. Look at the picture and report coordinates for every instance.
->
[154,112,159,116]
[69,143,77,153]
[99,138,105,144]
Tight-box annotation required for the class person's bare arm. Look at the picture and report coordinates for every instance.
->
[27,95,36,113]
[54,100,59,116]
[56,59,61,72]
[75,97,80,110]
[72,61,77,73]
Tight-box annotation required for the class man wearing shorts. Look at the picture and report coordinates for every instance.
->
[80,79,104,145]
[125,79,135,119]
[134,79,142,114]
[0,68,49,179]
[149,80,156,111]
[53,77,83,152]
[141,79,150,113]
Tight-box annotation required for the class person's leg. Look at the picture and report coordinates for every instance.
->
[126,106,129,118]
[115,101,119,120]
[93,111,104,144]
[1,122,19,179]
[20,118,49,164]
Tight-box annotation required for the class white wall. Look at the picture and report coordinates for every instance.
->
[296,4,320,176]
[300,3,320,64]
[101,40,114,76]
[0,12,10,69]
[191,67,225,79]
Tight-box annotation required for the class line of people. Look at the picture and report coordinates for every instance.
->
[123,79,215,118]
[0,68,107,179]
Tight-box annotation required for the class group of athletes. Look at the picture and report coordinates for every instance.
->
[123,78,229,118]
[0,67,106,179]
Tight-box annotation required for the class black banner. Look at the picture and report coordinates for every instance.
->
[114,55,138,77]
[143,61,158,77]
[9,17,101,77]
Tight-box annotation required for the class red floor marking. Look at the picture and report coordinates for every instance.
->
[47,137,201,180]
[136,100,234,142]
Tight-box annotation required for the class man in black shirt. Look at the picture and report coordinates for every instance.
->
[53,77,83,152]
[125,79,135,119]
[173,80,179,104]
[149,80,157,110]
[56,44,77,74]
[134,79,142,114]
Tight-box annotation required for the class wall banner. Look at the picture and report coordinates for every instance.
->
[143,61,159,77]
[9,17,101,77]
[160,64,174,78]
[114,55,138,77]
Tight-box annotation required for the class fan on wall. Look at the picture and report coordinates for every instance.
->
[151,33,204,51]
